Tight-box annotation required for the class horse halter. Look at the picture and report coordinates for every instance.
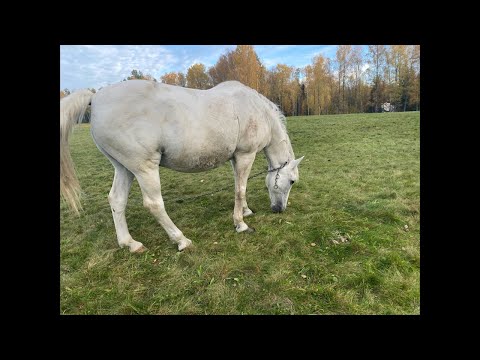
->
[268,161,288,189]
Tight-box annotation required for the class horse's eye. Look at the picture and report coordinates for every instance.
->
[290,180,295,185]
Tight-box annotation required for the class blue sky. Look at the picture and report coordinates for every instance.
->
[60,45,342,91]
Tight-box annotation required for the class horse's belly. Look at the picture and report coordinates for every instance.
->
[160,145,235,173]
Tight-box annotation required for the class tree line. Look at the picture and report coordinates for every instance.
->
[61,45,420,118]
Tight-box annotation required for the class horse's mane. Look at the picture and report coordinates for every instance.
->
[251,87,288,134]
[213,80,288,136]
[249,86,296,158]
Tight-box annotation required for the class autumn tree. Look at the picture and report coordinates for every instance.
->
[124,69,156,82]
[367,45,387,112]
[160,72,177,85]
[349,45,368,113]
[406,45,420,111]
[231,45,266,91]
[208,45,267,92]
[126,69,144,80]
[267,64,289,113]
[390,45,420,112]
[265,64,303,116]
[292,68,303,116]
[382,45,420,112]
[303,55,334,115]
[186,63,211,89]
[161,72,187,86]
[385,45,407,108]
[177,72,187,87]
[208,54,235,85]
[334,45,352,113]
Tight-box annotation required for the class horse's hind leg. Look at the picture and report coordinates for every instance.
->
[108,158,146,253]
[134,167,192,251]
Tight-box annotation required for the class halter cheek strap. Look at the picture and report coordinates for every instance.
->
[268,161,288,189]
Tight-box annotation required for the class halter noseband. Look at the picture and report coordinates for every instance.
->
[268,161,288,189]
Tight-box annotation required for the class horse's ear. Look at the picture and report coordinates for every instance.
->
[291,156,304,168]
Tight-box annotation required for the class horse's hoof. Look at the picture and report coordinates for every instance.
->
[236,223,248,232]
[243,208,254,217]
[131,244,147,253]
[178,244,195,253]
[178,238,193,251]
[236,223,255,233]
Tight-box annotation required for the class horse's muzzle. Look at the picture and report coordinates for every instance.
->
[271,204,284,213]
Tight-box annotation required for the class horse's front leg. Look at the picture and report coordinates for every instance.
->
[231,159,255,218]
[231,152,256,233]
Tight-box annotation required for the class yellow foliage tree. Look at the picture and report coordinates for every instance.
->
[304,55,334,115]
[161,72,186,86]
[186,63,211,89]
[209,45,266,92]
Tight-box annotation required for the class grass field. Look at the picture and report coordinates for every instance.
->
[60,112,420,315]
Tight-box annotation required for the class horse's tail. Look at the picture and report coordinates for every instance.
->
[60,89,94,214]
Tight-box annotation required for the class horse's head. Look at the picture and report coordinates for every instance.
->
[266,156,304,213]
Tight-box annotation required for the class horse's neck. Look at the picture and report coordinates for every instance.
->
[264,121,294,169]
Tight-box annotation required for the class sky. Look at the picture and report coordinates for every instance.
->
[60,45,344,91]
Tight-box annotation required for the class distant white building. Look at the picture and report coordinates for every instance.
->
[381,102,395,112]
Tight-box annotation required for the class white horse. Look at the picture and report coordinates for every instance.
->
[60,80,304,252]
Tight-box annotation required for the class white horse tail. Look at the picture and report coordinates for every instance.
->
[60,89,94,214]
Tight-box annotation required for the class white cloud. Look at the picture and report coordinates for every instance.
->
[60,45,240,90]
[60,45,180,90]
[310,45,337,58]
[262,57,283,68]
[258,45,339,71]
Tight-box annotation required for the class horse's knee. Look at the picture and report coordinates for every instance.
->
[143,198,164,213]
[108,193,126,211]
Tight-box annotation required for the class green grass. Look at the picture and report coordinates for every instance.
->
[60,112,420,315]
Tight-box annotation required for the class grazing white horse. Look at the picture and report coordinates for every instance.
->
[60,80,304,252]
